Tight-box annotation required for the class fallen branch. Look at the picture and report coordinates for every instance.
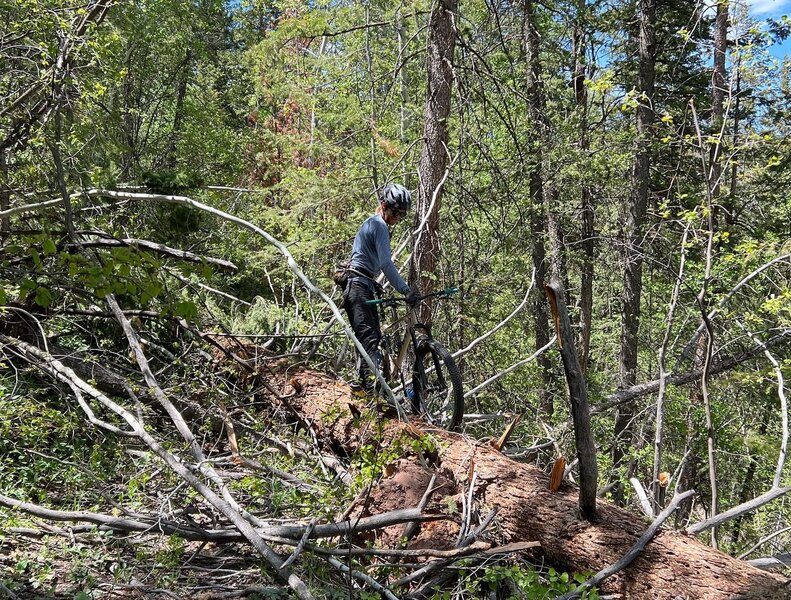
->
[592,329,791,413]
[687,485,791,535]
[748,553,791,572]
[75,237,238,271]
[0,334,314,600]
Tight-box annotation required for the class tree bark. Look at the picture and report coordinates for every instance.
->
[573,1,595,374]
[613,0,656,505]
[546,280,597,520]
[710,0,728,204]
[0,149,9,242]
[524,0,554,418]
[286,370,789,599]
[409,0,457,324]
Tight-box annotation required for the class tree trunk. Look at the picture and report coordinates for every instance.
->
[0,149,9,242]
[613,0,656,505]
[524,0,554,418]
[285,370,789,600]
[166,48,193,169]
[710,0,728,204]
[546,280,597,520]
[574,1,595,374]
[410,0,457,324]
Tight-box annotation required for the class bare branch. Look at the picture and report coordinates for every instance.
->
[75,237,238,271]
[687,486,791,536]
[738,323,788,489]
[451,271,534,360]
[592,330,791,413]
[0,334,314,599]
[464,336,556,399]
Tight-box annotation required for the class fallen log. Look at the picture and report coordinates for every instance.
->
[285,371,790,599]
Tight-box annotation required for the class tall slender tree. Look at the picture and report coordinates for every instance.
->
[574,0,595,374]
[523,0,555,418]
[613,0,656,505]
[410,0,458,324]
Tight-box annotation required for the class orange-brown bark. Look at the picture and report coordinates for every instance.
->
[285,369,789,599]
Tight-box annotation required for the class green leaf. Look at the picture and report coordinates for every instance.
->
[174,300,198,321]
[41,237,57,255]
[34,287,52,308]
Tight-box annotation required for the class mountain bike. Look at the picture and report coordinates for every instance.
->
[366,288,464,431]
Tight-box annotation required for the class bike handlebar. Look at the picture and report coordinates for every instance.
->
[365,287,459,306]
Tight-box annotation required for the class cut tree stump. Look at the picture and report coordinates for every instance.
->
[282,371,790,599]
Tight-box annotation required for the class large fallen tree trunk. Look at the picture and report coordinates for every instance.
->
[285,370,789,599]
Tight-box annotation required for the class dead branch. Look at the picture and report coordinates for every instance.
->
[326,556,399,600]
[74,237,238,271]
[450,271,534,360]
[0,334,314,600]
[545,280,597,520]
[593,329,791,413]
[738,323,788,489]
[652,221,691,512]
[402,474,437,542]
[748,554,791,572]
[687,485,791,536]
[464,336,556,399]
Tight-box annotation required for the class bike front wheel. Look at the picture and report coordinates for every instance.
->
[412,338,464,431]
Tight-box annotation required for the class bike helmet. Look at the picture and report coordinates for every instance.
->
[380,183,412,213]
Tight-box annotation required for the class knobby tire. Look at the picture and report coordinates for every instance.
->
[412,338,464,431]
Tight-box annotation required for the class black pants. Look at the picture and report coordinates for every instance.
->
[343,277,382,390]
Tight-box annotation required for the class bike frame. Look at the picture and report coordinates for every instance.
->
[368,287,457,389]
[379,304,431,382]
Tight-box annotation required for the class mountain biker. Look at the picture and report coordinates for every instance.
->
[343,183,419,395]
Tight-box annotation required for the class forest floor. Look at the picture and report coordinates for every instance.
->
[0,366,448,600]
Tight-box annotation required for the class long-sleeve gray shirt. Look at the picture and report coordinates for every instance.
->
[349,214,410,294]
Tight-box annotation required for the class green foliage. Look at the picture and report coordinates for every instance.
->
[351,428,439,491]
[0,375,124,504]
[3,0,791,595]
[450,563,599,600]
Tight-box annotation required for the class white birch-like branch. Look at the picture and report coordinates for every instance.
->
[738,323,788,489]
[451,270,535,360]
[630,477,653,518]
[738,526,791,560]
[0,197,66,219]
[77,237,238,271]
[652,221,690,513]
[464,337,556,399]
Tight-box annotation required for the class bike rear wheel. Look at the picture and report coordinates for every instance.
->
[412,338,464,431]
